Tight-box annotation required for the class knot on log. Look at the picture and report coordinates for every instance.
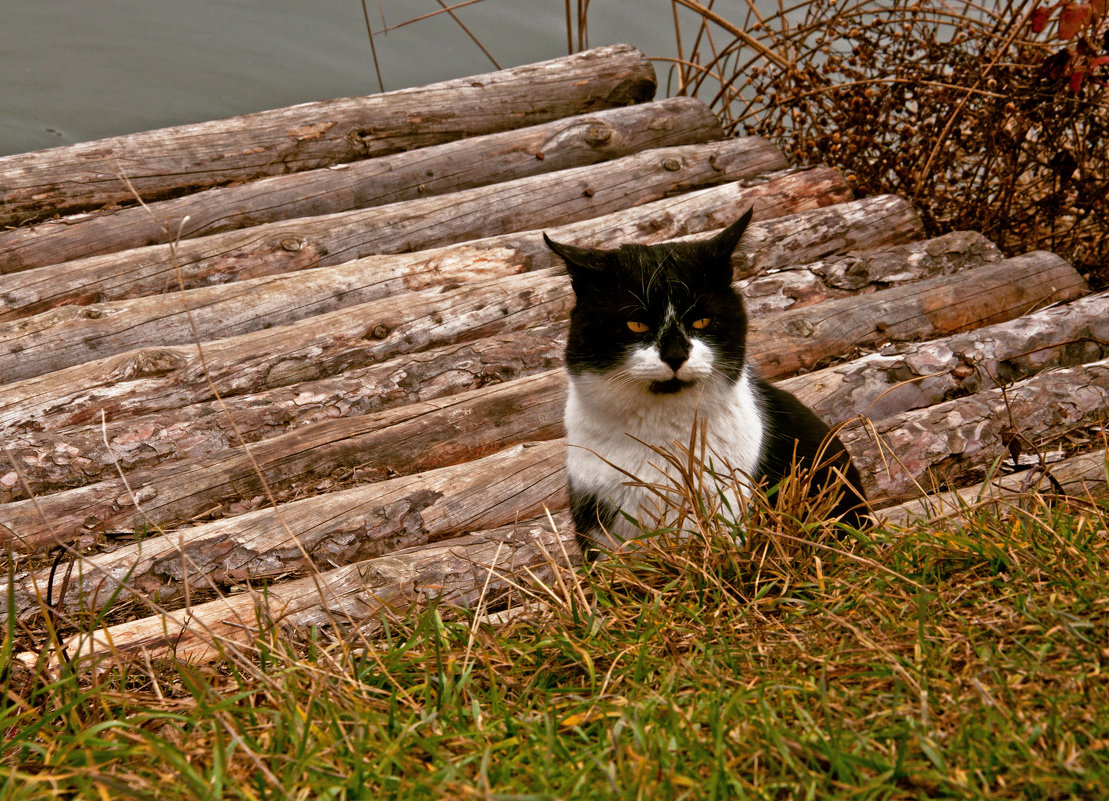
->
[108,348,188,380]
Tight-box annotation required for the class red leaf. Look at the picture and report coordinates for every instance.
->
[1092,0,1106,18]
[1031,5,1052,32]
[1059,3,1092,39]
[1070,68,1086,91]
[1091,55,1109,68]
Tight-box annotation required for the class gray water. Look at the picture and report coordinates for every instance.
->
[0,1,707,157]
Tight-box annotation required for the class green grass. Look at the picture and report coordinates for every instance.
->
[4,492,1108,800]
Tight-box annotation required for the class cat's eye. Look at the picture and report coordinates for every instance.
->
[626,320,650,334]
[691,317,712,330]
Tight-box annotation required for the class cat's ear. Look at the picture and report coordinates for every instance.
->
[707,206,754,263]
[543,233,615,286]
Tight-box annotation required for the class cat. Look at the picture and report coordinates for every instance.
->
[543,207,865,557]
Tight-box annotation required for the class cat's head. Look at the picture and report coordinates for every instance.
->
[545,208,753,396]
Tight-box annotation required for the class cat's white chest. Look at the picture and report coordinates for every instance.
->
[565,367,765,539]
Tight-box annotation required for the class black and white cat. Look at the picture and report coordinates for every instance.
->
[544,208,865,556]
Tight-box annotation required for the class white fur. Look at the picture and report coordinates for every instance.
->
[565,337,764,547]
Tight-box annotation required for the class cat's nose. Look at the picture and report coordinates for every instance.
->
[659,329,690,371]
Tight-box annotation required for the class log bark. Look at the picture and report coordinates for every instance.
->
[0,373,568,552]
[0,166,836,382]
[839,357,1109,503]
[52,511,577,668]
[0,194,914,438]
[874,448,1108,527]
[5,443,569,623]
[0,99,727,273]
[749,251,1088,378]
[739,230,1002,316]
[0,44,656,228]
[0,137,789,321]
[1,324,567,499]
[783,289,1109,424]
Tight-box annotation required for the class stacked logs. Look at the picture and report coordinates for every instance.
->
[1,45,1104,665]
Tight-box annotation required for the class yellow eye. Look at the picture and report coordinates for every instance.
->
[626,320,649,334]
[691,317,712,330]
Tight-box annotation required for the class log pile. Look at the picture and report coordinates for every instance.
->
[2,45,1105,666]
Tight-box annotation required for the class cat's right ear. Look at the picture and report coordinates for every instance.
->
[543,233,614,287]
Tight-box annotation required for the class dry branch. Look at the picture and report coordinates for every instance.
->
[4,443,568,623]
[52,511,576,667]
[841,358,1109,503]
[0,137,787,321]
[0,98,725,273]
[0,166,834,382]
[0,44,656,228]
[0,194,913,439]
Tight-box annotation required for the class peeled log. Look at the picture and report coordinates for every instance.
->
[0,137,788,321]
[0,98,727,273]
[840,358,1109,503]
[874,449,1108,527]
[750,251,1088,378]
[0,44,657,228]
[0,373,567,552]
[4,443,569,623]
[784,289,1109,424]
[0,195,915,439]
[51,511,576,668]
[740,230,1002,316]
[0,166,837,382]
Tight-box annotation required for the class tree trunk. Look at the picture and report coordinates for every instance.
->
[0,99,728,273]
[0,194,918,439]
[0,45,656,228]
[840,358,1109,503]
[0,138,792,321]
[873,448,1108,527]
[51,511,577,668]
[0,166,836,381]
[4,443,569,623]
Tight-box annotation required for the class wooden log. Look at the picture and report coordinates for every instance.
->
[874,449,1108,527]
[0,252,1089,543]
[783,289,1109,424]
[0,373,567,552]
[0,44,656,228]
[0,98,729,274]
[749,251,1088,378]
[0,137,788,322]
[0,166,834,382]
[4,443,569,623]
[739,230,1002,316]
[0,194,913,439]
[840,358,1109,503]
[1,325,567,500]
[50,511,577,668]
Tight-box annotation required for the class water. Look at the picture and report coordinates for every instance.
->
[0,1,698,157]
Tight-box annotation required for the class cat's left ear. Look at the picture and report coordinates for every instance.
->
[543,233,615,284]
[707,206,754,264]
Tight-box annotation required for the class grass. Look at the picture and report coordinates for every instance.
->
[4,487,1108,799]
